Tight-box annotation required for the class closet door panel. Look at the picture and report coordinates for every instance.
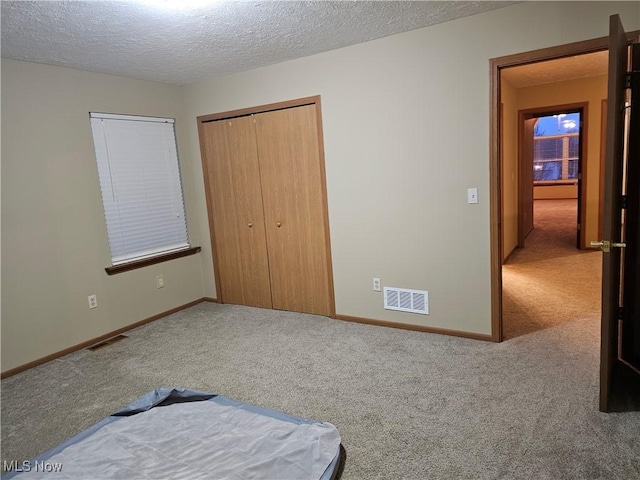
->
[255,105,332,316]
[201,117,272,308]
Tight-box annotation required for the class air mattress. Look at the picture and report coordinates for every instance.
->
[3,388,344,480]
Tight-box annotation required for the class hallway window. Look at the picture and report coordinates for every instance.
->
[533,112,580,184]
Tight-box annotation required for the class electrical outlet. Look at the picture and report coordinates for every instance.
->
[156,275,165,289]
[88,295,98,309]
[372,277,381,292]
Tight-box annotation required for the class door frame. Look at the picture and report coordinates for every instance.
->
[489,33,638,342]
[517,116,536,247]
[518,103,589,249]
[197,95,337,318]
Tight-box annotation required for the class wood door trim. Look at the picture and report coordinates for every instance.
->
[491,32,639,69]
[197,96,336,318]
[197,96,321,124]
[489,31,639,343]
[500,102,505,261]
[517,116,535,247]
[516,102,589,117]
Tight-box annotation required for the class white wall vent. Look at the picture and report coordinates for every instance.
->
[384,287,429,315]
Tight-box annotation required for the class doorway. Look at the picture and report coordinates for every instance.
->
[492,20,640,411]
[490,36,616,342]
[506,97,600,339]
[519,106,586,251]
[504,97,597,339]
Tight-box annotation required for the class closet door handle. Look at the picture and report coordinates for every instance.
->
[248,222,253,228]
[276,222,282,228]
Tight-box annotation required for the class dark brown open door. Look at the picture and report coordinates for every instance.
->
[597,15,640,412]
[620,40,640,390]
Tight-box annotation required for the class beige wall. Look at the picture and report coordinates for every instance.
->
[2,2,638,372]
[517,75,608,246]
[1,60,205,372]
[502,78,519,261]
[182,2,638,335]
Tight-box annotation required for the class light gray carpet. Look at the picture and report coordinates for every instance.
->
[2,301,640,479]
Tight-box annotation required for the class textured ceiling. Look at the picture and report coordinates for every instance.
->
[501,51,609,88]
[1,1,517,86]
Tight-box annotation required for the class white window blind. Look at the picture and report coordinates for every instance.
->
[90,113,189,265]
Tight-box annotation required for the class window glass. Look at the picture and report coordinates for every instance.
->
[533,112,580,184]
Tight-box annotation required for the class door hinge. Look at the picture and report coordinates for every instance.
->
[619,306,625,320]
[621,195,628,209]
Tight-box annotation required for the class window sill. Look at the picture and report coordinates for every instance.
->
[533,181,578,186]
[105,246,201,275]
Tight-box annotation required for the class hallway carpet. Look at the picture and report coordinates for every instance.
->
[503,199,602,339]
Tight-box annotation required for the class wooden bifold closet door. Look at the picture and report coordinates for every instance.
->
[201,116,272,309]
[200,101,334,317]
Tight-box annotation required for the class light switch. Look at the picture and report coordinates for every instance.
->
[467,188,478,204]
